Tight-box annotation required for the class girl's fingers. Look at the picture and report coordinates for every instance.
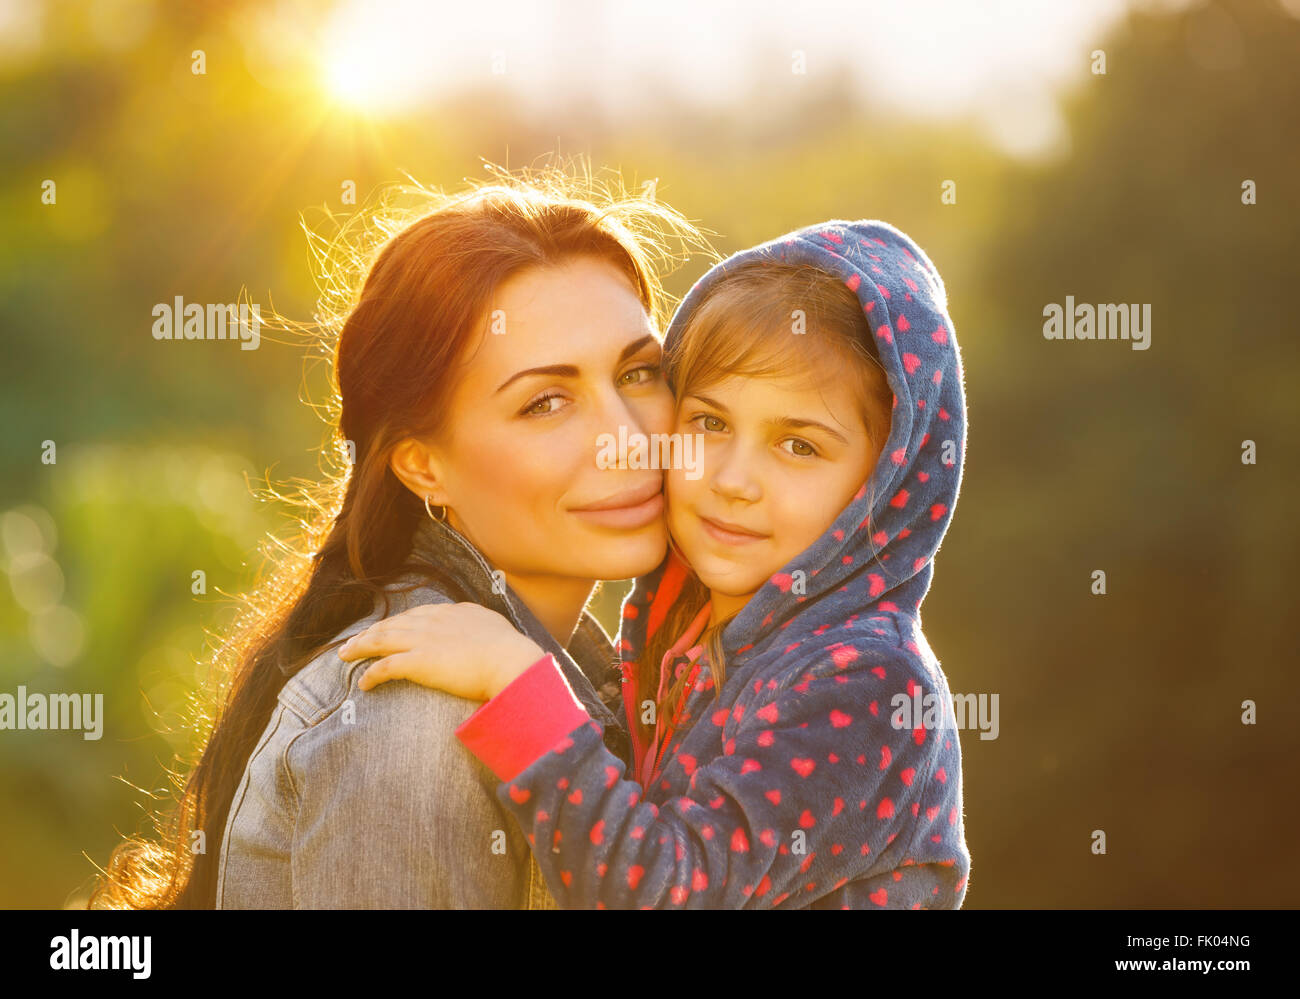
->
[338,625,427,661]
[357,651,481,699]
[338,603,459,660]
[357,652,425,691]
[357,656,389,691]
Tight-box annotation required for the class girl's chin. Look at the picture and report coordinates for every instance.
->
[685,555,768,599]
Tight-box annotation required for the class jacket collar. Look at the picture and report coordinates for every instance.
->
[408,516,631,766]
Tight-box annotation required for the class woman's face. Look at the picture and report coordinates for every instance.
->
[413,255,675,585]
[666,369,883,621]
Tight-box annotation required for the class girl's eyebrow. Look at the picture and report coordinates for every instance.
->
[494,334,658,394]
[688,392,729,413]
[688,393,849,446]
[769,415,849,445]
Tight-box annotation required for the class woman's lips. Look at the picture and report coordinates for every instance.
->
[697,513,768,546]
[570,481,665,530]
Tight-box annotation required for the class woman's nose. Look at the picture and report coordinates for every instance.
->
[592,386,674,464]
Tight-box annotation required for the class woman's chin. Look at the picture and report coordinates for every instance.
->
[576,522,669,580]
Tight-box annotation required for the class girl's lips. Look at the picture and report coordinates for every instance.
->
[698,513,768,546]
[570,487,665,530]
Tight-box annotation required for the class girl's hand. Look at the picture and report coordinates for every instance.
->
[338,602,545,701]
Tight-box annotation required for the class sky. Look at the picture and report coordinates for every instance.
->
[316,0,1204,159]
[0,0,1268,162]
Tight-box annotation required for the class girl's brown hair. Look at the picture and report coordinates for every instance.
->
[637,259,893,728]
[89,163,710,908]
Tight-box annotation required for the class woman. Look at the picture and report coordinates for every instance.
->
[90,167,711,908]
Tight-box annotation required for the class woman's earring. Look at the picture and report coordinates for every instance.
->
[424,494,448,524]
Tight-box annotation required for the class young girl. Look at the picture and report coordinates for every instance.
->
[342,218,971,908]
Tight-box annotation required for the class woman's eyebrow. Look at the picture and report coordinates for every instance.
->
[495,334,658,395]
[495,364,579,394]
[619,334,658,362]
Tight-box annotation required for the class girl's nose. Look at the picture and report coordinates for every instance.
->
[710,442,762,503]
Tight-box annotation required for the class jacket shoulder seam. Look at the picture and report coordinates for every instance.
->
[216,702,293,907]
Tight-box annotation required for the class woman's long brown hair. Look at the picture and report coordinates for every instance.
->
[89,163,710,908]
[637,260,895,731]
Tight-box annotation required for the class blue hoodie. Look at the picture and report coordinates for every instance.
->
[456,219,970,909]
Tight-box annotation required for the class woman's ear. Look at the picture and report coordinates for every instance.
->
[388,437,452,508]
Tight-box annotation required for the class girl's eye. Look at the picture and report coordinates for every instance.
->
[691,413,727,433]
[521,393,568,417]
[781,437,818,458]
[619,364,660,387]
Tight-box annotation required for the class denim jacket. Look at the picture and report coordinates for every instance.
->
[215,515,629,909]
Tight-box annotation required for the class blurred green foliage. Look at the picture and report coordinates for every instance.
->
[1,0,1296,908]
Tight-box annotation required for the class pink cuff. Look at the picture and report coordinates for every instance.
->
[455,653,592,782]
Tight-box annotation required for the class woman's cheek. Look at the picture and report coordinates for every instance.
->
[474,452,516,493]
[460,428,551,518]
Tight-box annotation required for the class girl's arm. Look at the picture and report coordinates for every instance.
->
[340,602,596,788]
[458,650,961,908]
[344,604,966,909]
[341,601,545,701]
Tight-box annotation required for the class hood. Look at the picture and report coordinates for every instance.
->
[652,218,967,660]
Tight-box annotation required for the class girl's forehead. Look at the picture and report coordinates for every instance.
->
[676,341,855,402]
[680,370,866,425]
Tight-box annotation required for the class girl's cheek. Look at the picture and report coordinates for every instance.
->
[665,463,693,506]
[781,501,836,566]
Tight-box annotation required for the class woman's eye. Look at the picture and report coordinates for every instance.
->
[781,437,817,457]
[521,393,567,417]
[619,364,660,387]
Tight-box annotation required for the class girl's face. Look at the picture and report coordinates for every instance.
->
[411,255,676,585]
[667,368,883,621]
